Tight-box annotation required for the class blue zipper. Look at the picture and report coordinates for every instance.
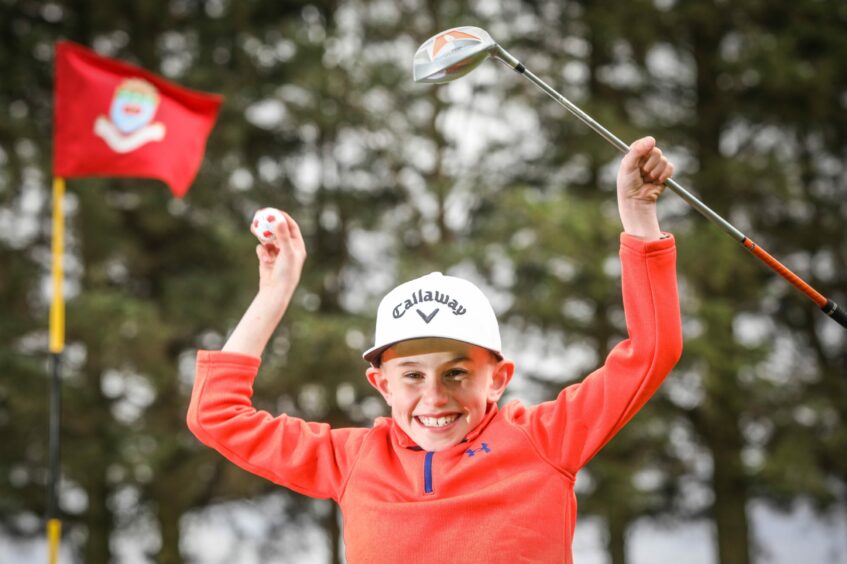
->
[424,451,434,494]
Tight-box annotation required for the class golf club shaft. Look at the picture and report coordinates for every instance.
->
[493,47,846,328]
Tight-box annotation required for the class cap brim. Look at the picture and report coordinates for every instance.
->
[362,343,391,364]
[362,337,503,365]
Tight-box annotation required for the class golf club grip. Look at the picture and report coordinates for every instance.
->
[824,301,847,328]
[741,239,846,328]
[742,239,825,305]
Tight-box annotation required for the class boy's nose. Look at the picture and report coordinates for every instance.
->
[422,381,449,406]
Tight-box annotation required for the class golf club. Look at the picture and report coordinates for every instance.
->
[413,26,846,329]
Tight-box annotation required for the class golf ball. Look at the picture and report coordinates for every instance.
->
[250,207,285,244]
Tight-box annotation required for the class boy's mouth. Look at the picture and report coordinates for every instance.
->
[415,414,461,428]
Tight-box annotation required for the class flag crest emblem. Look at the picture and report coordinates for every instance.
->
[110,78,160,134]
[94,78,167,154]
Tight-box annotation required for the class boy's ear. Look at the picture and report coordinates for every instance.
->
[487,359,515,403]
[366,366,393,406]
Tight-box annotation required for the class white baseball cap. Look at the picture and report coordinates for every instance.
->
[363,272,502,364]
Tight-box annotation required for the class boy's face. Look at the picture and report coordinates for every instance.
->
[366,338,514,452]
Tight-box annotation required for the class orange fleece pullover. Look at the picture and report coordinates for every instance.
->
[187,233,682,563]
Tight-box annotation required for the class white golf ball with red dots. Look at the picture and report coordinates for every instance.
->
[250,207,285,244]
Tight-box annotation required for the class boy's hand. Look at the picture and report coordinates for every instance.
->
[616,136,674,240]
[223,211,306,356]
[256,211,307,294]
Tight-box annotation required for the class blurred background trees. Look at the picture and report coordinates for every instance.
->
[0,0,844,563]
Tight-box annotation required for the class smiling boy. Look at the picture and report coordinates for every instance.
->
[188,136,682,563]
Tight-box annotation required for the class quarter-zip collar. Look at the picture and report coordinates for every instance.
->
[423,451,435,494]
[390,401,500,450]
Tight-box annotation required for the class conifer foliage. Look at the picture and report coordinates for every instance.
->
[0,1,844,562]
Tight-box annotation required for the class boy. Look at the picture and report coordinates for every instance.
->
[187,136,682,563]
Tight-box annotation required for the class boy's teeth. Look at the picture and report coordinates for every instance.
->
[418,415,458,428]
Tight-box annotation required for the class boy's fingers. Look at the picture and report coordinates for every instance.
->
[283,212,307,256]
[274,214,289,241]
[257,244,272,264]
[281,211,302,240]
[621,136,656,173]
[659,163,675,182]
[631,136,656,155]
[650,161,669,180]
[640,149,675,184]
[642,149,663,174]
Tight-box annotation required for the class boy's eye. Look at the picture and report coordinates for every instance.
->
[445,368,468,380]
[403,372,423,380]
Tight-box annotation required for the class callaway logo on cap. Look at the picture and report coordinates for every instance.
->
[363,272,502,364]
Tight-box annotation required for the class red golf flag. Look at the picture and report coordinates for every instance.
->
[53,41,222,197]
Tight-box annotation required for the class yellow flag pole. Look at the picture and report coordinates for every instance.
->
[47,177,65,564]
[50,178,65,353]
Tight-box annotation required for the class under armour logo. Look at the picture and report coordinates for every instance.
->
[466,443,491,457]
[416,308,439,324]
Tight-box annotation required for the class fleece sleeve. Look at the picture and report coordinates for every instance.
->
[508,233,682,475]
[186,351,367,501]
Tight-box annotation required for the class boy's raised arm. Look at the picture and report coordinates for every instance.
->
[187,212,367,500]
[509,137,682,473]
[222,211,306,357]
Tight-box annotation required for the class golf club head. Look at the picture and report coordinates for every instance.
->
[413,26,497,84]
